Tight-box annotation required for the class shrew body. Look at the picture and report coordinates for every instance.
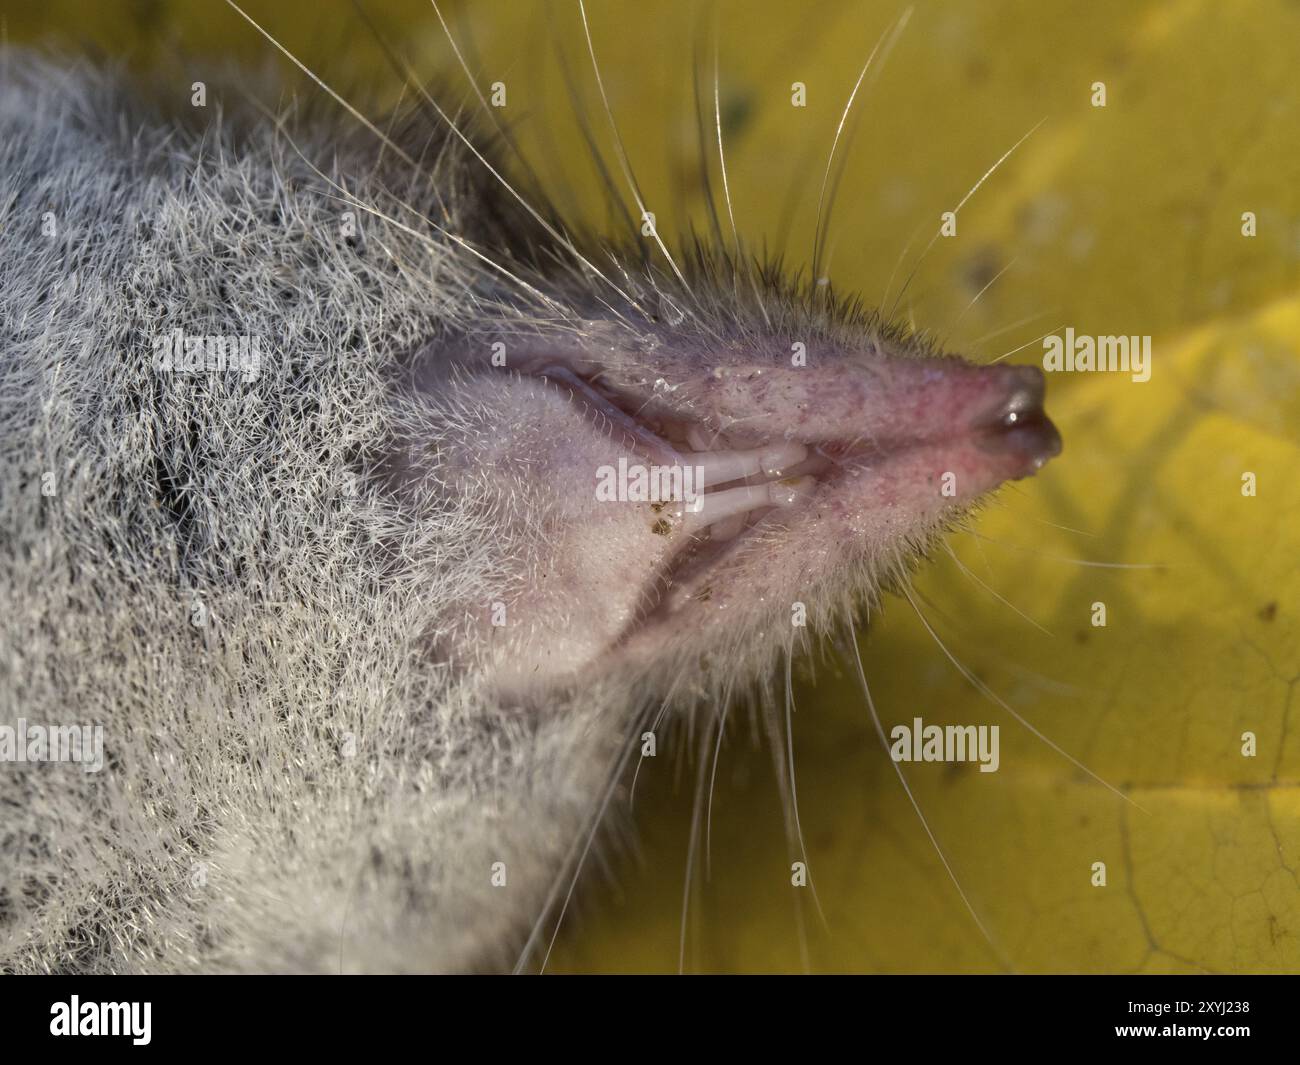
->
[0,54,1058,972]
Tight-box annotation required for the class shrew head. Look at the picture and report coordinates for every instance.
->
[406,275,1060,701]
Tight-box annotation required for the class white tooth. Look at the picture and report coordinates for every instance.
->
[685,484,769,531]
[684,476,816,534]
[766,476,815,507]
[694,441,808,487]
[759,442,809,477]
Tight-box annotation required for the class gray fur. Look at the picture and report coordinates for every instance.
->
[0,54,626,973]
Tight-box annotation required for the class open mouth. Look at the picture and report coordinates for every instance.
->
[525,357,1062,615]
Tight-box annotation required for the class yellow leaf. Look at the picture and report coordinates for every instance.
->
[18,0,1296,974]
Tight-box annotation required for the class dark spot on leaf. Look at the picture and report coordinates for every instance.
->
[720,86,754,140]
[962,244,1002,295]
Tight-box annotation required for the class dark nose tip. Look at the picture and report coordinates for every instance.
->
[1013,410,1063,466]
[977,365,1061,471]
[996,365,1046,427]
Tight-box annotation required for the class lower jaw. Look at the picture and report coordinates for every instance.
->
[613,425,1061,652]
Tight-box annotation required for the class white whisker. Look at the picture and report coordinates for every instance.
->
[713,37,740,259]
[678,714,716,974]
[962,528,1165,569]
[889,117,1046,320]
[843,615,1005,962]
[785,648,829,930]
[704,681,734,880]
[812,7,913,282]
[899,581,1142,810]
[940,539,1053,636]
[578,0,690,290]
[952,256,1017,330]
[224,0,417,165]
[986,322,1066,364]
